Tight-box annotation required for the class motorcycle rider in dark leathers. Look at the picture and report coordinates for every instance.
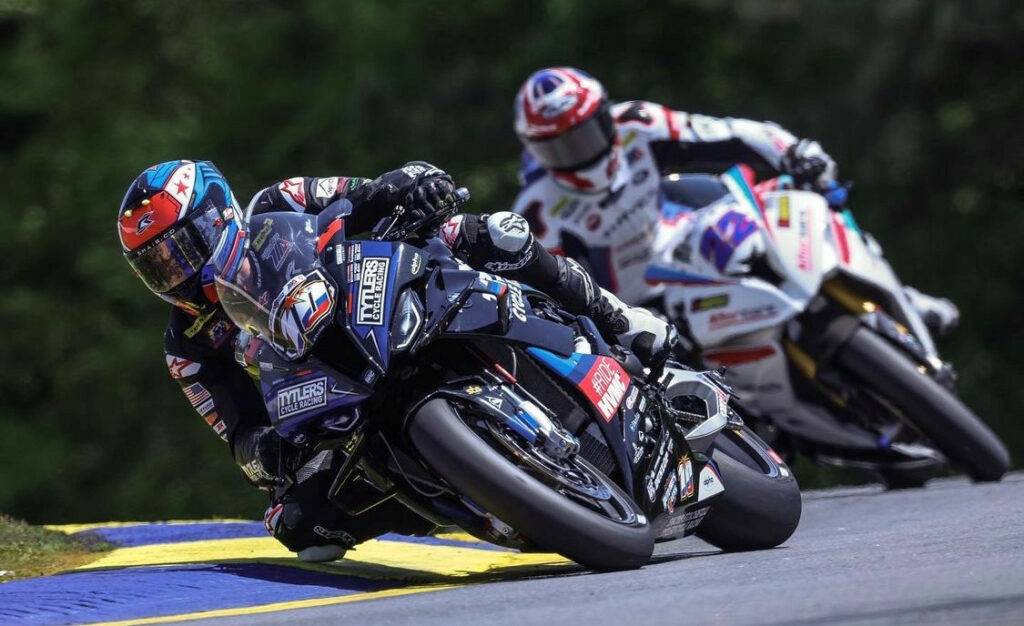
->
[510,67,960,337]
[117,159,675,562]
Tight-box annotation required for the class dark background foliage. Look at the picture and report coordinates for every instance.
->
[1,0,1020,523]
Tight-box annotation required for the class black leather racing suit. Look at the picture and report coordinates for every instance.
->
[161,163,631,555]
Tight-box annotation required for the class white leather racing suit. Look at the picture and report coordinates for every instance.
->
[513,100,804,306]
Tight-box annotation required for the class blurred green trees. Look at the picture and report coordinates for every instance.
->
[1,0,1021,522]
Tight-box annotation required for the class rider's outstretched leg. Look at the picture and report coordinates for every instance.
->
[439,211,677,364]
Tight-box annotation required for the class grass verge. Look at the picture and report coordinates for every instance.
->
[0,514,113,582]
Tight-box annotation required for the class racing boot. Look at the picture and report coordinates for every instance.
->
[588,284,679,370]
[264,451,434,563]
[904,286,960,338]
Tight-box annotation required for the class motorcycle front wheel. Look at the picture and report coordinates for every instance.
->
[408,398,654,571]
[835,326,1009,482]
[695,426,802,551]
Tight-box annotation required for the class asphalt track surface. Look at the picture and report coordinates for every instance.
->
[3,473,1021,625]
[202,472,1024,626]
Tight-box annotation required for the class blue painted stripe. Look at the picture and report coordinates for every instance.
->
[643,265,727,286]
[73,521,268,547]
[526,347,579,377]
[0,564,396,625]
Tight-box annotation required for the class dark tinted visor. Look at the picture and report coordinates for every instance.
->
[525,105,615,171]
[126,207,223,294]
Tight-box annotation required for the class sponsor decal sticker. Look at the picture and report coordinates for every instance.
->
[624,386,639,411]
[196,398,215,416]
[691,294,730,312]
[797,208,812,271]
[356,257,390,325]
[288,278,335,333]
[278,177,306,208]
[697,463,725,502]
[166,355,201,379]
[410,253,423,275]
[184,308,218,339]
[677,455,694,502]
[550,197,570,217]
[778,195,791,228]
[661,471,679,513]
[581,357,629,422]
[644,436,674,502]
[505,281,528,322]
[136,212,154,235]
[682,506,710,531]
[465,385,482,395]
[315,176,340,199]
[252,218,274,251]
[708,304,779,331]
[260,233,293,271]
[277,377,328,419]
[440,215,464,246]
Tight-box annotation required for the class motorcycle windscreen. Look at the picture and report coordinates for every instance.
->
[214,211,334,359]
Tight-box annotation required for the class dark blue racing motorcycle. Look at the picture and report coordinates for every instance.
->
[213,190,801,571]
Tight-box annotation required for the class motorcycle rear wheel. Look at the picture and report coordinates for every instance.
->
[835,326,1009,482]
[695,426,802,551]
[408,399,654,571]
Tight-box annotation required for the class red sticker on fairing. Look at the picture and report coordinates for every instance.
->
[578,356,629,422]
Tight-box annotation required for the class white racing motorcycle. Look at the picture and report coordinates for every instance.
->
[646,166,1009,487]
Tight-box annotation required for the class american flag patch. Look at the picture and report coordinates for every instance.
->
[183,383,211,408]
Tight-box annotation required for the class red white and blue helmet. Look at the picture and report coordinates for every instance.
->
[514,67,619,191]
[117,160,240,314]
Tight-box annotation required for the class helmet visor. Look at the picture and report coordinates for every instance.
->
[126,207,224,294]
[524,104,615,171]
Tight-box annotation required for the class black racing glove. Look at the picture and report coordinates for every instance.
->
[367,162,457,234]
[780,139,837,190]
[234,426,291,489]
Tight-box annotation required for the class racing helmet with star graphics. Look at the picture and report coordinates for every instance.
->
[514,67,621,192]
[117,160,241,315]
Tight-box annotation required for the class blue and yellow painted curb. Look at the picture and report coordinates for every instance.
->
[0,521,574,625]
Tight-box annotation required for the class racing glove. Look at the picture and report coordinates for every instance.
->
[781,139,838,190]
[234,426,291,489]
[367,162,457,228]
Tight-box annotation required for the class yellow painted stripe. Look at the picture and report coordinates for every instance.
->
[45,519,253,534]
[84,584,457,626]
[76,536,570,578]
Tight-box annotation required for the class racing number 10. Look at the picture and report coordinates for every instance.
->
[698,210,758,272]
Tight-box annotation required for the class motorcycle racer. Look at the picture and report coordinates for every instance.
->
[511,67,959,337]
[117,159,674,563]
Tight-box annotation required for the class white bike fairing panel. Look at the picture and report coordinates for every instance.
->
[701,340,796,415]
[759,190,833,301]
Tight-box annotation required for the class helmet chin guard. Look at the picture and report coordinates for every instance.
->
[550,144,626,194]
